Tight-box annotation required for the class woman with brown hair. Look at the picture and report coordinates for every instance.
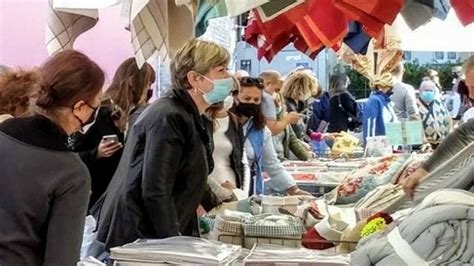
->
[0,50,105,265]
[73,58,155,209]
[0,69,39,123]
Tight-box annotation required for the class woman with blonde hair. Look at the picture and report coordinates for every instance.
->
[96,39,233,249]
[0,69,39,123]
[282,71,320,138]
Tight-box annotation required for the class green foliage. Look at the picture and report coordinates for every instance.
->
[341,62,461,99]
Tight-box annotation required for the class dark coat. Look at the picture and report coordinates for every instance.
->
[95,89,214,249]
[328,92,358,133]
[0,115,90,266]
[72,107,124,209]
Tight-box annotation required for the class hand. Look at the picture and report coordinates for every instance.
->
[221,181,236,190]
[286,112,302,125]
[299,140,311,151]
[97,139,123,158]
[402,168,429,199]
[287,186,311,196]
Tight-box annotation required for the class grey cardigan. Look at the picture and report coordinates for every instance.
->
[0,131,90,266]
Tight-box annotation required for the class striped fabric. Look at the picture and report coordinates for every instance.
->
[46,0,98,55]
[409,143,474,207]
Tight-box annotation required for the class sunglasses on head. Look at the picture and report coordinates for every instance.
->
[239,77,264,89]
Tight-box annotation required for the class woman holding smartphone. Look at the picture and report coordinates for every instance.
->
[73,58,156,209]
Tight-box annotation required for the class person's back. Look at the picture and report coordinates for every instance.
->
[327,92,357,133]
[391,81,419,121]
[0,117,89,266]
[0,50,104,265]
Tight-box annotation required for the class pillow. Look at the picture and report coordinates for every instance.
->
[393,154,431,185]
[335,155,408,204]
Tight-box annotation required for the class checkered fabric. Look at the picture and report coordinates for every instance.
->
[46,0,98,55]
[46,0,195,68]
[243,214,305,237]
[214,215,244,235]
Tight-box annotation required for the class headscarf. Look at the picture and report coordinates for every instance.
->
[370,73,394,89]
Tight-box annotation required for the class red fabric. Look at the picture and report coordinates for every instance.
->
[334,0,403,37]
[296,0,348,51]
[302,228,335,250]
[451,0,474,26]
[367,212,394,224]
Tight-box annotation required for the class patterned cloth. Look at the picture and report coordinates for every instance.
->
[46,0,98,55]
[243,214,305,237]
[46,0,195,67]
[418,98,452,145]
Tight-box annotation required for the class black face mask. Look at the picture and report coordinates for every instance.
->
[236,102,260,118]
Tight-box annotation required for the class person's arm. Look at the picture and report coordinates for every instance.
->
[422,119,474,172]
[261,127,296,192]
[44,170,90,265]
[266,114,301,136]
[405,86,421,121]
[142,114,186,238]
[288,126,310,161]
[241,150,251,195]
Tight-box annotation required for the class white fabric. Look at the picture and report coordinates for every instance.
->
[225,0,269,17]
[387,227,430,266]
[210,116,237,188]
[53,0,121,10]
[411,189,474,215]
[462,107,474,123]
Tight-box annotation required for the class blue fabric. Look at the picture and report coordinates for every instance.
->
[343,21,371,55]
[362,91,393,141]
[247,126,264,195]
[309,92,330,132]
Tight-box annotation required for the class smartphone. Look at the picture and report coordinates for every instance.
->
[102,134,119,144]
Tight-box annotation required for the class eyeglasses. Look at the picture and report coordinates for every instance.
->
[239,77,264,89]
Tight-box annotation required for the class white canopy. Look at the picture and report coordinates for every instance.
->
[397,10,474,52]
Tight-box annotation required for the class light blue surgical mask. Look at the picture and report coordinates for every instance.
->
[420,90,436,103]
[201,76,234,105]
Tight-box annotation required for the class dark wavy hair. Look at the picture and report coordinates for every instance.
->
[234,77,266,130]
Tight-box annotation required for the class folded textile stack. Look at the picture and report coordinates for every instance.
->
[243,243,350,266]
[351,190,474,265]
[109,237,241,265]
[331,131,361,158]
[209,210,252,246]
[242,214,306,248]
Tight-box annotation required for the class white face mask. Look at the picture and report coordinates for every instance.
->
[223,95,234,111]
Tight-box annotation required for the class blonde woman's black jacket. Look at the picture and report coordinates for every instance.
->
[95,89,214,249]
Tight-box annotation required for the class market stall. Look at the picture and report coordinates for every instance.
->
[65,0,474,265]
